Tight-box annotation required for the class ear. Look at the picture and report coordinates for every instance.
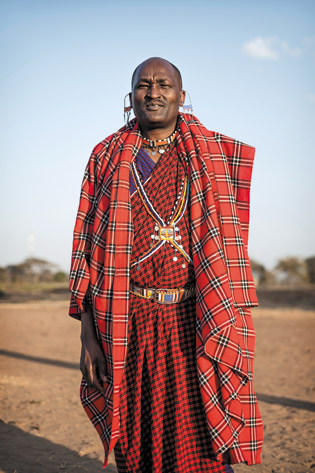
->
[179,90,186,107]
[129,92,133,108]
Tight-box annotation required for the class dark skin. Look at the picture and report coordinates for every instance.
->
[131,57,185,162]
[80,301,107,394]
[80,57,185,392]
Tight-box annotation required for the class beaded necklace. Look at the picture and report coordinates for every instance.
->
[142,130,177,156]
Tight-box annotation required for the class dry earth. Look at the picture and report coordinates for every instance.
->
[0,301,314,473]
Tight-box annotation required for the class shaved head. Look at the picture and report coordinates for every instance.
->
[131,57,183,90]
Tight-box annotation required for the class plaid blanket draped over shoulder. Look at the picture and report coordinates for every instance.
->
[69,113,263,467]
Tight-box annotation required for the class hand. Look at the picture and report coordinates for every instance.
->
[80,305,108,395]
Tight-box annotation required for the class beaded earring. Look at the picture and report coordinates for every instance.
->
[180,91,193,115]
[124,93,132,123]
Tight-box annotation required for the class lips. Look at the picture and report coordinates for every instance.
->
[145,101,164,110]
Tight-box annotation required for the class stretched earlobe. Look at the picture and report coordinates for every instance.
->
[124,92,132,123]
[179,90,186,107]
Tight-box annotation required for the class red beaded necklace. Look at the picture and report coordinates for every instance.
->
[142,130,177,156]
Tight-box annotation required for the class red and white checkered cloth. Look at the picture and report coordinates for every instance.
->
[69,114,263,468]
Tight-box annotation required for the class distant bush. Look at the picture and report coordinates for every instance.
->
[305,256,315,284]
[276,257,309,284]
[250,259,276,286]
[251,256,314,287]
[0,257,68,286]
[53,271,68,282]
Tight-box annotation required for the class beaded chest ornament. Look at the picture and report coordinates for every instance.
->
[130,161,193,271]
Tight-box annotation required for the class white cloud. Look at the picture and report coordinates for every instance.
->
[242,37,278,60]
[242,37,303,60]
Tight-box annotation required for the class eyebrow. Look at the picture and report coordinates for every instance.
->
[136,77,172,84]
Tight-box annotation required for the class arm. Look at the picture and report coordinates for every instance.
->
[80,301,108,395]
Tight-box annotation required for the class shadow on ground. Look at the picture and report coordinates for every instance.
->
[2,349,315,414]
[0,421,117,473]
[256,393,315,412]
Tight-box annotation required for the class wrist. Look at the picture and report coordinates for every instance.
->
[80,308,96,342]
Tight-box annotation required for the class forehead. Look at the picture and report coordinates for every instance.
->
[133,60,178,85]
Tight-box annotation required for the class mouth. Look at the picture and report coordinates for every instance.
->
[145,102,164,111]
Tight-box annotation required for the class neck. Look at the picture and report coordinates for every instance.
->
[140,124,176,142]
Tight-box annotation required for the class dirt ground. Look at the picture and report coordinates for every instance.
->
[0,300,314,473]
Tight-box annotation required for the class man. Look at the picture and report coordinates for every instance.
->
[69,57,263,472]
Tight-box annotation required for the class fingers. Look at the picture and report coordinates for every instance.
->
[80,344,108,395]
[90,363,107,394]
[81,360,106,394]
[98,358,108,384]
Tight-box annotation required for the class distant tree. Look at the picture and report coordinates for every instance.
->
[53,271,68,282]
[250,259,277,286]
[305,256,315,284]
[0,267,8,283]
[275,257,308,284]
[3,257,58,284]
[260,269,277,286]
[6,264,23,283]
[250,259,266,286]
[18,258,57,282]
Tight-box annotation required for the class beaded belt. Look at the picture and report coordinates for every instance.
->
[130,282,195,304]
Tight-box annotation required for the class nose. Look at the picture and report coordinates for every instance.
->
[146,83,161,98]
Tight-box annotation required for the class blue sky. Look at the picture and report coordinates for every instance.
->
[0,0,314,271]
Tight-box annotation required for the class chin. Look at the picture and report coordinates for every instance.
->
[140,116,165,127]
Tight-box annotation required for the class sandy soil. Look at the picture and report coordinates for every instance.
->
[0,301,314,473]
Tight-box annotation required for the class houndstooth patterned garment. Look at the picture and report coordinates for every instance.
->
[115,145,230,472]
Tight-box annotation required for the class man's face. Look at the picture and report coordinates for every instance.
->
[131,59,185,133]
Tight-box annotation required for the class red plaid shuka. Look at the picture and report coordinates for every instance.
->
[69,113,263,468]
